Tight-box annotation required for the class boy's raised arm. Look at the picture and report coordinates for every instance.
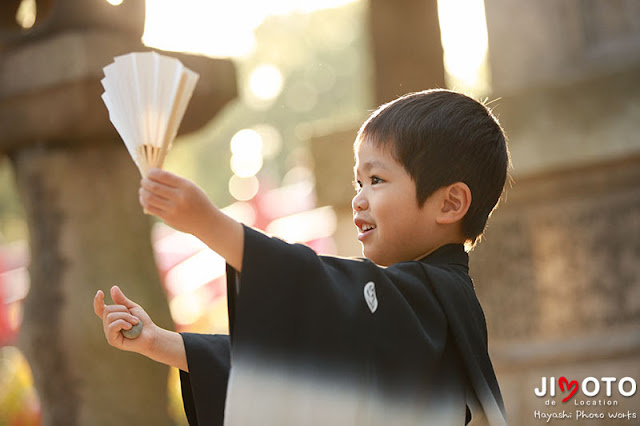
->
[139,168,244,271]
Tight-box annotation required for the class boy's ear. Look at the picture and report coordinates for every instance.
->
[435,182,471,225]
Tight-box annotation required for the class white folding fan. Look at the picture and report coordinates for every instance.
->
[101,52,199,177]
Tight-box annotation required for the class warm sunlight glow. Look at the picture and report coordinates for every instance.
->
[143,0,358,58]
[437,0,491,94]
[143,0,257,58]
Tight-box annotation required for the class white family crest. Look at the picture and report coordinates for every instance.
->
[364,281,378,313]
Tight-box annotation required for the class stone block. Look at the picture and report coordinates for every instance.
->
[489,66,640,176]
[310,127,359,208]
[0,0,144,39]
[484,0,640,94]
[472,155,640,341]
[0,31,236,154]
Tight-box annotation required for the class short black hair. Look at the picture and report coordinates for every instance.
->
[355,89,509,247]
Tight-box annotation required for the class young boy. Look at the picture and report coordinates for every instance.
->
[94,89,509,425]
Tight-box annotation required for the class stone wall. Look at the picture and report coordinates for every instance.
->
[472,155,640,423]
[484,0,640,96]
[476,0,640,422]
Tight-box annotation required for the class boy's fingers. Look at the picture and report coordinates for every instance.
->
[107,319,133,337]
[140,179,175,200]
[93,290,105,318]
[110,286,138,310]
[106,311,139,326]
[139,188,172,210]
[146,168,183,188]
[139,197,168,218]
[102,303,129,311]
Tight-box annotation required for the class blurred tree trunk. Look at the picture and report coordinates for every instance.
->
[11,143,174,426]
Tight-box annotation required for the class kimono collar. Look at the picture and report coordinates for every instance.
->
[418,243,469,269]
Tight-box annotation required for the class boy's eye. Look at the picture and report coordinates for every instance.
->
[353,177,383,191]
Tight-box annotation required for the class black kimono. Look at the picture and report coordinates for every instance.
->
[180,226,507,425]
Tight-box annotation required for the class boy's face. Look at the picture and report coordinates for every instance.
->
[353,139,443,266]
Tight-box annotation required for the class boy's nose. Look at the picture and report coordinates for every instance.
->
[352,192,368,211]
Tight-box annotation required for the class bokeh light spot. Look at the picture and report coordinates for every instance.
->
[229,175,260,201]
[230,129,263,155]
[15,0,36,29]
[221,202,257,226]
[252,124,283,159]
[248,64,284,101]
[169,292,203,325]
[285,82,318,112]
[231,155,263,178]
[230,129,264,177]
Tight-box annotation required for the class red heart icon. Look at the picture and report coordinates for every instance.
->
[559,376,578,402]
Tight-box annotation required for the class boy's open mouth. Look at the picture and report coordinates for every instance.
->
[354,218,377,237]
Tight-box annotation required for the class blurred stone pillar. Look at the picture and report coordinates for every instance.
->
[368,0,445,105]
[0,1,236,425]
[472,1,640,422]
[312,0,445,253]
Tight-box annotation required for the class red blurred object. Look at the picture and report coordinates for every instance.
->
[0,263,11,346]
[0,242,29,346]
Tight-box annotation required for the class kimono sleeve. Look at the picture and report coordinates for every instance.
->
[179,333,230,426]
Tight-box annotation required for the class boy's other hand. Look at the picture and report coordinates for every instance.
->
[93,286,156,355]
[138,168,216,236]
